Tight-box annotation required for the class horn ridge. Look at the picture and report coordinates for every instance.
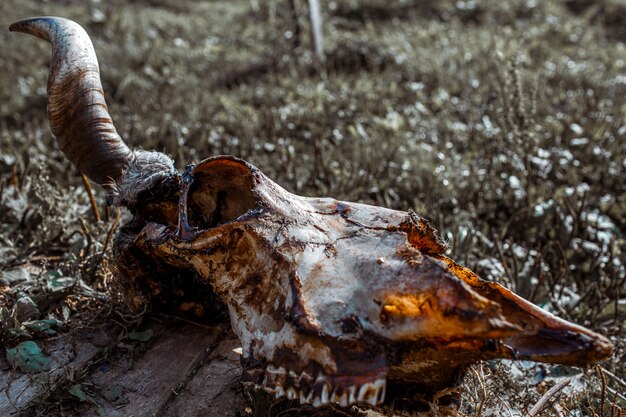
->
[10,16,132,187]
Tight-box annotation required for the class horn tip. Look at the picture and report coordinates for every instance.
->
[9,16,64,40]
[9,20,29,33]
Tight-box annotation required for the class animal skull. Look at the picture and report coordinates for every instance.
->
[10,16,613,409]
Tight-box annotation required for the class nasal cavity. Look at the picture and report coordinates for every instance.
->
[186,159,258,228]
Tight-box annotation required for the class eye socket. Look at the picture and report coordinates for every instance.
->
[186,158,258,229]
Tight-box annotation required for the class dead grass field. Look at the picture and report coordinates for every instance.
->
[0,0,624,416]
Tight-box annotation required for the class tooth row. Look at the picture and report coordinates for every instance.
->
[263,365,313,391]
[356,379,386,406]
[259,365,386,408]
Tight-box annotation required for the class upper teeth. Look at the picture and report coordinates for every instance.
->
[257,365,386,408]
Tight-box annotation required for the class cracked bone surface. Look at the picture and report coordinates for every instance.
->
[11,16,613,409]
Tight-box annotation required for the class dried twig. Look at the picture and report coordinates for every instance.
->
[599,365,608,417]
[307,0,324,63]
[528,379,571,417]
[471,365,486,417]
[81,174,100,222]
[102,207,121,254]
[497,395,515,417]
[287,0,302,51]
[601,367,626,390]
[493,237,516,291]
[606,386,626,406]
[11,164,19,190]
[611,389,620,417]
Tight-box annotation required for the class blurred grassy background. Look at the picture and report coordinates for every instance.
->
[0,0,624,415]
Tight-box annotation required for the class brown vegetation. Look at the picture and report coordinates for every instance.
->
[0,0,624,416]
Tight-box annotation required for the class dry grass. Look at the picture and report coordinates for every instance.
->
[0,0,624,416]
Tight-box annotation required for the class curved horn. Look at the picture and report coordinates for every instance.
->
[9,17,132,187]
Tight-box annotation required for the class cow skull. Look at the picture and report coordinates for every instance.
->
[10,17,613,409]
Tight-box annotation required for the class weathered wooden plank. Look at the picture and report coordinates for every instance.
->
[0,326,116,416]
[160,332,246,417]
[82,319,229,417]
